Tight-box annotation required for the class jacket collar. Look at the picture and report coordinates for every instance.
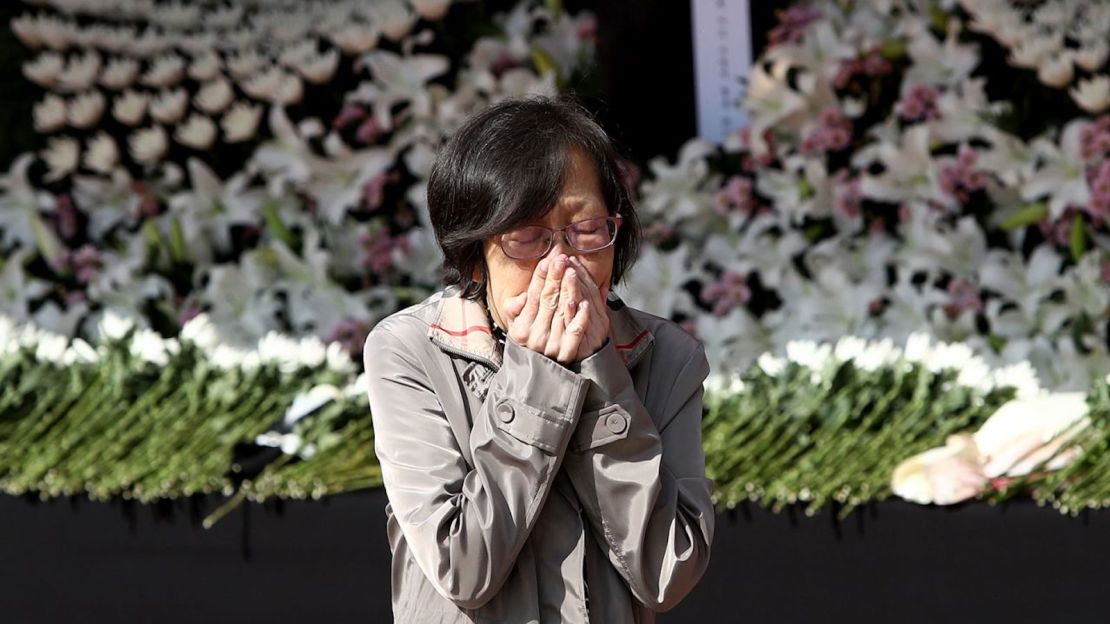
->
[427,284,654,370]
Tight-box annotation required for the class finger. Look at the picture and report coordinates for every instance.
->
[529,254,566,350]
[558,300,590,363]
[512,257,551,340]
[503,291,527,324]
[562,268,580,328]
[545,304,565,358]
[567,256,603,309]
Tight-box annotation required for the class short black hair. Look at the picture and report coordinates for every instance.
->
[426,93,642,303]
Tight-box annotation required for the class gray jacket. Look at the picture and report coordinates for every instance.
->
[361,284,715,622]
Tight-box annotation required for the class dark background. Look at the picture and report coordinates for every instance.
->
[0,0,792,171]
[4,488,1109,623]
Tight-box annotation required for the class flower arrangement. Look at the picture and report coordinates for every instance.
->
[625,0,1110,393]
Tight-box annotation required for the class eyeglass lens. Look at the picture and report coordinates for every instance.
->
[501,217,618,259]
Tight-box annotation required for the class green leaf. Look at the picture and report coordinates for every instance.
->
[544,0,563,17]
[1000,202,1048,230]
[168,217,188,264]
[263,200,296,249]
[1069,213,1086,261]
[531,45,560,82]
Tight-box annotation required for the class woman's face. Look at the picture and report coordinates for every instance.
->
[480,147,614,329]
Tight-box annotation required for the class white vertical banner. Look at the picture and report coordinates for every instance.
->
[690,0,752,145]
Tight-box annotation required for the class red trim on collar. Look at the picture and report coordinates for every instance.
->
[616,329,649,351]
[430,323,492,337]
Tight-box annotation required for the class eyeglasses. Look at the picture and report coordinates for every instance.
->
[498,215,623,260]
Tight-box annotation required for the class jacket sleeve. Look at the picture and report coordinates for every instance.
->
[563,335,714,612]
[362,317,589,610]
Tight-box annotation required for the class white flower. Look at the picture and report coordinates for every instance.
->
[242,65,304,104]
[23,52,66,88]
[1037,49,1075,88]
[1008,33,1062,69]
[904,21,980,88]
[292,50,340,84]
[0,155,57,251]
[187,51,222,81]
[57,50,102,92]
[194,76,234,114]
[141,53,185,88]
[617,244,697,319]
[1074,41,1109,72]
[412,0,452,20]
[1070,75,1110,113]
[371,0,417,41]
[130,327,180,366]
[98,57,139,90]
[979,245,1068,337]
[695,305,771,377]
[329,22,381,54]
[856,125,955,210]
[128,125,168,165]
[83,132,119,174]
[168,158,265,256]
[33,94,67,132]
[637,138,716,222]
[41,136,80,182]
[97,307,137,342]
[349,50,449,130]
[221,101,263,143]
[149,87,189,124]
[226,49,267,80]
[112,89,149,125]
[174,113,217,149]
[1021,119,1091,219]
[66,90,106,128]
[743,59,807,157]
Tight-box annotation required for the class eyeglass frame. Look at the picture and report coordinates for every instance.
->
[496,214,624,260]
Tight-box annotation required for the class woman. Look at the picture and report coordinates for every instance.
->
[362,94,714,623]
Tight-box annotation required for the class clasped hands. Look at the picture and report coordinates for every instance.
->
[500,252,611,365]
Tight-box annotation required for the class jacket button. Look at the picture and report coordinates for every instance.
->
[604,412,626,434]
[496,402,515,423]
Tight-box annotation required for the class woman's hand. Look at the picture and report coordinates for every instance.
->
[502,253,591,365]
[564,255,610,361]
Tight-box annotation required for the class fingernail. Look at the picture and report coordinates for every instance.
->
[539,258,548,271]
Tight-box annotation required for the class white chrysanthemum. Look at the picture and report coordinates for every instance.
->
[97,308,136,341]
[129,327,180,366]
[98,57,140,90]
[83,132,119,174]
[187,51,223,82]
[33,94,67,132]
[57,50,102,92]
[41,136,80,182]
[128,125,168,165]
[194,76,234,114]
[63,337,100,365]
[66,90,106,128]
[23,52,65,88]
[149,87,188,124]
[293,50,340,84]
[330,22,380,54]
[112,89,149,126]
[141,53,186,88]
[220,101,263,143]
[174,114,217,149]
[242,66,304,104]
[757,352,787,377]
[1070,75,1110,113]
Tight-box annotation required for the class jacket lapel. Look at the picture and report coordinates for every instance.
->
[427,285,654,371]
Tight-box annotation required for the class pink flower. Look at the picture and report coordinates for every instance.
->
[700,271,750,316]
[359,227,409,274]
[800,106,852,155]
[938,144,988,204]
[332,103,367,130]
[833,170,862,217]
[896,84,941,122]
[325,317,371,357]
[355,116,383,145]
[766,5,822,48]
[942,277,983,319]
[715,175,756,215]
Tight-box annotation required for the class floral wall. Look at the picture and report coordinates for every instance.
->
[2,0,1108,393]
